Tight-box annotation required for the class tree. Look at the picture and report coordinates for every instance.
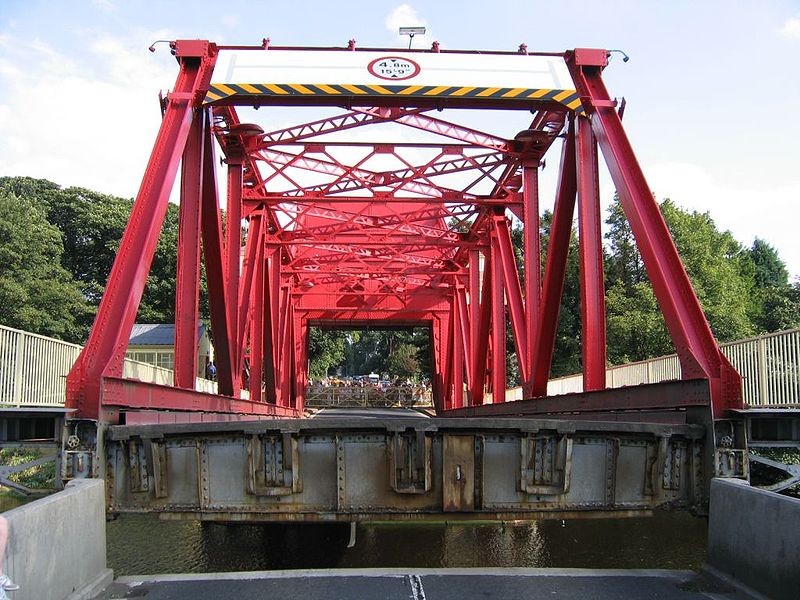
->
[750,238,788,288]
[308,327,431,380]
[386,343,420,379]
[0,189,89,342]
[307,328,348,380]
[604,197,758,363]
[0,176,207,334]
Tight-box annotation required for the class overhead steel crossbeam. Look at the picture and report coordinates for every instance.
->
[64,41,742,430]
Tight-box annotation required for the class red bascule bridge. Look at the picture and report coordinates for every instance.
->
[63,40,748,521]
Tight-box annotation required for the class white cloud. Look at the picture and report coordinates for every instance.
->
[778,15,800,38]
[385,4,438,49]
[0,31,176,199]
[644,162,800,278]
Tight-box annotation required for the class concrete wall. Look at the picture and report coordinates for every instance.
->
[3,479,112,600]
[707,477,800,600]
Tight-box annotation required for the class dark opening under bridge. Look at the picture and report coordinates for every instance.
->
[61,40,751,521]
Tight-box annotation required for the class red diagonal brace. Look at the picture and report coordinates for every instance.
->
[66,43,218,420]
[530,118,578,396]
[566,51,742,417]
[492,215,528,381]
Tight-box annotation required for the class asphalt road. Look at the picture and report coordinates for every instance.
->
[98,568,755,600]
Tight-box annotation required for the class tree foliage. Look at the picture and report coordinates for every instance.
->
[386,343,420,378]
[0,176,207,342]
[1,175,799,381]
[310,327,431,381]
[0,188,89,342]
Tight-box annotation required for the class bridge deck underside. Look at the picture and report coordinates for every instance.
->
[104,405,706,522]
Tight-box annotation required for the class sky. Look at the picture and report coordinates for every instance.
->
[1,0,799,276]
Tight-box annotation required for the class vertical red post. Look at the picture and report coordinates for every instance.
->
[292,310,308,411]
[278,285,293,406]
[236,215,263,370]
[261,247,279,404]
[530,118,578,396]
[576,115,607,391]
[174,112,204,389]
[451,291,465,409]
[225,155,243,396]
[522,162,541,390]
[470,253,491,405]
[566,50,742,416]
[199,114,234,397]
[456,285,473,390]
[248,220,266,402]
[490,233,507,402]
[441,310,455,411]
[66,43,218,419]
[493,216,528,382]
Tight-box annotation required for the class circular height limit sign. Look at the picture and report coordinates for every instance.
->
[367,56,421,81]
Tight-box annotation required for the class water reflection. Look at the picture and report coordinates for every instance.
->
[108,512,707,577]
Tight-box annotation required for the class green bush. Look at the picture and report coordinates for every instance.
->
[0,448,56,491]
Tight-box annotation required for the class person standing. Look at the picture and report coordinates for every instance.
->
[0,516,19,598]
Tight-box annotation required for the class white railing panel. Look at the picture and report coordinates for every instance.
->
[121,358,174,386]
[546,375,583,396]
[4,323,800,410]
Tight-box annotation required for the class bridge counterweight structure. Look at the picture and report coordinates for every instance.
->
[62,41,746,502]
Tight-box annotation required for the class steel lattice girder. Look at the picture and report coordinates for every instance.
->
[64,41,742,424]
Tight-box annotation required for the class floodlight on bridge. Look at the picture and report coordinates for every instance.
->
[399,26,426,49]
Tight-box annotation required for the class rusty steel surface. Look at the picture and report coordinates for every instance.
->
[103,409,706,522]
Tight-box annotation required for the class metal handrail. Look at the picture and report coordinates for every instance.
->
[0,324,220,406]
[2,323,799,408]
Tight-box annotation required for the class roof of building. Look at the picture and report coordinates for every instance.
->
[129,323,207,347]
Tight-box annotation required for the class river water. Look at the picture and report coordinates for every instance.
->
[106,512,707,577]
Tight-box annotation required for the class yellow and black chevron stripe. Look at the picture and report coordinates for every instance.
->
[204,83,583,112]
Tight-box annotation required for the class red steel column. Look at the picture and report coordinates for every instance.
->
[278,284,293,406]
[248,219,266,402]
[261,246,279,404]
[522,162,541,389]
[174,112,204,389]
[470,253,491,405]
[199,113,234,397]
[576,115,607,391]
[434,313,453,412]
[292,310,308,411]
[66,42,218,420]
[490,232,506,402]
[493,215,528,382]
[236,216,263,369]
[451,291,465,409]
[456,284,473,390]
[566,50,742,416]
[225,154,243,396]
[530,118,578,396]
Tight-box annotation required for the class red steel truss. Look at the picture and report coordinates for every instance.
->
[66,41,742,423]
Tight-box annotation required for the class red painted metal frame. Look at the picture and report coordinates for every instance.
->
[576,115,607,391]
[65,41,741,424]
[565,50,741,417]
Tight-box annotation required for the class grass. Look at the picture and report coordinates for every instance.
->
[0,448,56,493]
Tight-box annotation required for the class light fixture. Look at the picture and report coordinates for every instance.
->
[399,26,426,50]
[148,40,173,53]
[609,49,630,63]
